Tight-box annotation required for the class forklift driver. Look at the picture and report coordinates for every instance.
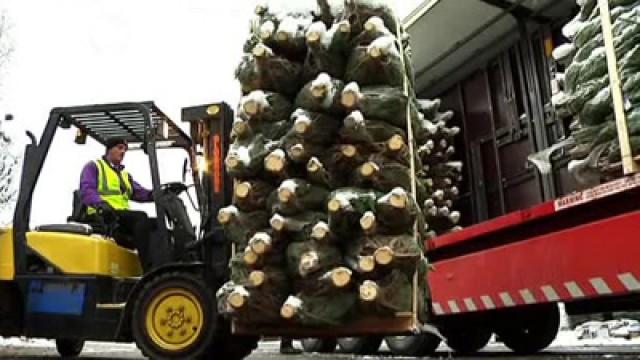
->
[79,137,157,271]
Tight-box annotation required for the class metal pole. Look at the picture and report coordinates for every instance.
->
[598,0,638,174]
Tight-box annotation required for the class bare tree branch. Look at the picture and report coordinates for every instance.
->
[0,11,13,71]
[0,10,16,225]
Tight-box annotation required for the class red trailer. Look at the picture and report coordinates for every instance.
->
[423,172,640,354]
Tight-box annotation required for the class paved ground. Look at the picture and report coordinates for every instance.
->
[1,338,640,359]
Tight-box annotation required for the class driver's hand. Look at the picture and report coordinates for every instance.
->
[96,202,117,221]
[161,182,188,194]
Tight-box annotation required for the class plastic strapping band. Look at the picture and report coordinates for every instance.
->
[394,8,422,331]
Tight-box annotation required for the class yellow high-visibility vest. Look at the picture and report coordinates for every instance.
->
[87,159,133,214]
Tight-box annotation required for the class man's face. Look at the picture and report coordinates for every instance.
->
[107,144,127,165]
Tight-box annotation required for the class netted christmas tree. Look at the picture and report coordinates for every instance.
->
[551,0,640,183]
[217,0,463,328]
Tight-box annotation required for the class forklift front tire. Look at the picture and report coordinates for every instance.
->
[131,272,216,360]
[55,339,84,358]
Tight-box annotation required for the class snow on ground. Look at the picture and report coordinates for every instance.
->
[0,337,51,348]
[550,330,640,348]
[2,330,640,358]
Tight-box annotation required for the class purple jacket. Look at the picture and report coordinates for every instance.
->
[80,157,153,207]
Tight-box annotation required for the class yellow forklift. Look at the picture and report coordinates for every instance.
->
[0,101,258,359]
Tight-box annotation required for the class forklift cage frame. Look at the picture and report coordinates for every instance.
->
[12,101,193,275]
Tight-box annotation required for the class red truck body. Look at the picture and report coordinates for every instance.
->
[427,173,640,317]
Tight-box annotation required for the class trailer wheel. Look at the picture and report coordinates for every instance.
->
[337,337,382,354]
[440,325,492,354]
[495,304,560,354]
[301,338,336,353]
[385,334,441,356]
[55,339,84,358]
[131,272,216,360]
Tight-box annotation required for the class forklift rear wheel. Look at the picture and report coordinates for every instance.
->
[441,325,492,354]
[301,338,337,353]
[337,336,382,354]
[55,339,84,358]
[131,272,216,360]
[495,303,560,354]
[385,333,441,356]
[0,284,23,335]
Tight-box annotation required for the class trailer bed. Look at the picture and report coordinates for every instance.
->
[427,174,640,316]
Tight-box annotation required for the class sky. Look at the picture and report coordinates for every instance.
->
[0,0,424,226]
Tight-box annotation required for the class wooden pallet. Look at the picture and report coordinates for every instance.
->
[232,313,418,337]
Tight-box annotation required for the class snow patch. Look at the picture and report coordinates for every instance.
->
[284,295,303,309]
[552,91,570,107]
[345,0,395,12]
[562,15,582,39]
[368,35,399,58]
[553,43,576,62]
[0,337,53,347]
[311,73,336,109]
[306,21,328,47]
[295,115,312,128]
[345,110,365,127]
[251,232,272,242]
[377,187,406,206]
[260,20,276,39]
[292,108,308,119]
[366,16,385,30]
[327,20,351,49]
[252,42,274,57]
[270,148,286,159]
[262,0,345,19]
[279,179,299,193]
[234,145,251,166]
[233,285,250,297]
[312,72,332,90]
[221,205,239,216]
[364,16,390,35]
[333,192,354,210]
[276,16,299,38]
[307,21,327,37]
[422,119,438,135]
[241,90,269,118]
[313,221,329,233]
[343,81,362,100]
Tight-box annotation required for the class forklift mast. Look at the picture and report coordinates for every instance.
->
[181,102,234,235]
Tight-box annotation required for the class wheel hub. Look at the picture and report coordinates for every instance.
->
[145,288,204,351]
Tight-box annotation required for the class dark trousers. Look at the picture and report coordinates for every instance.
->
[117,210,176,272]
[113,210,152,269]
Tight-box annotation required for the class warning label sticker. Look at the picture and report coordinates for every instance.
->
[554,173,640,211]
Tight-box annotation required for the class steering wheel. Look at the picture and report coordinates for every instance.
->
[160,182,188,196]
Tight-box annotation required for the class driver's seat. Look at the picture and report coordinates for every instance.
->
[69,190,87,223]
[34,191,93,235]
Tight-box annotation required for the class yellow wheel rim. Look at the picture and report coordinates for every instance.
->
[145,288,204,352]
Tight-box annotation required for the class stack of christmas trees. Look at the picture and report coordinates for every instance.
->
[551,0,640,181]
[216,0,463,328]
